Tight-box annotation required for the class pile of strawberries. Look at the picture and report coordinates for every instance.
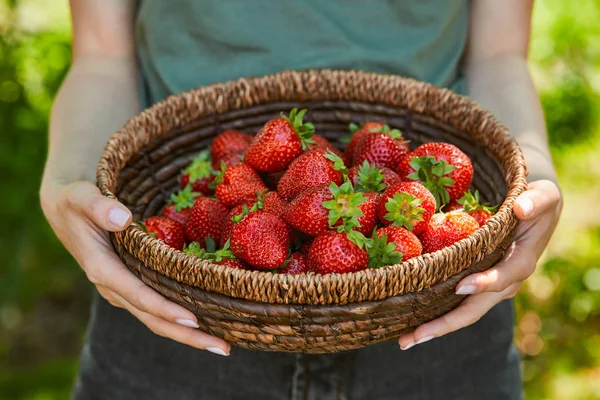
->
[140,109,497,274]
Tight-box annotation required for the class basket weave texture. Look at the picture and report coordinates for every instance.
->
[97,70,527,353]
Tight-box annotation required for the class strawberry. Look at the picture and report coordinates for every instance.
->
[245,108,315,173]
[371,226,422,265]
[161,185,200,226]
[230,210,290,269]
[341,121,386,163]
[309,134,344,158]
[396,142,473,207]
[183,239,247,269]
[261,191,288,218]
[348,161,402,194]
[180,151,215,195]
[219,203,250,246]
[215,152,245,169]
[279,253,311,275]
[448,190,498,226]
[282,184,332,237]
[184,197,229,245]
[210,129,253,167]
[277,149,344,201]
[283,182,370,237]
[308,231,368,274]
[353,125,409,170]
[299,239,313,256]
[377,182,436,235]
[142,216,185,250]
[420,211,480,253]
[214,163,267,208]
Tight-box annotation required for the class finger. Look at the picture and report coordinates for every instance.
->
[455,242,536,294]
[82,246,200,328]
[398,282,520,350]
[97,285,125,308]
[65,181,132,231]
[513,179,561,221]
[112,291,231,356]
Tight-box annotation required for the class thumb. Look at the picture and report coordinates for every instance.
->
[68,182,132,232]
[513,179,561,221]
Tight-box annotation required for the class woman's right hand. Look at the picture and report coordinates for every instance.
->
[40,179,231,356]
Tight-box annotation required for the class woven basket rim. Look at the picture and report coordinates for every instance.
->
[97,69,528,305]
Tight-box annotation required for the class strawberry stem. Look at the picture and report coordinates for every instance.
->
[407,156,455,209]
[169,185,200,211]
[184,150,214,182]
[322,181,366,232]
[281,108,315,150]
[384,192,425,231]
[354,161,386,193]
[457,190,498,213]
[365,232,402,268]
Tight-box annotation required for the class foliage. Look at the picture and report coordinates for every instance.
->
[0,0,599,399]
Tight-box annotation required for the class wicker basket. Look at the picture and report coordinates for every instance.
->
[97,70,527,354]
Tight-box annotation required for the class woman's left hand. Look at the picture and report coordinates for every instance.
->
[398,179,562,350]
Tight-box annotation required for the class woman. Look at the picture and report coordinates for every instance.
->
[41,1,561,399]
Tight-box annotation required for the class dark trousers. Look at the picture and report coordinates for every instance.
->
[72,290,522,400]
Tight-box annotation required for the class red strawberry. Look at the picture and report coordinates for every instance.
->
[161,185,200,226]
[262,191,288,218]
[377,182,436,235]
[373,226,422,262]
[230,210,290,269]
[420,211,480,253]
[397,142,473,207]
[283,182,370,237]
[183,239,247,269]
[184,197,229,245]
[353,125,409,170]
[348,161,402,194]
[309,134,344,158]
[180,151,215,195]
[308,231,368,274]
[299,239,313,256]
[214,152,245,170]
[277,149,344,201]
[245,108,316,173]
[450,190,497,226]
[219,203,250,246]
[143,216,185,250]
[279,253,311,275]
[210,129,253,166]
[282,185,332,237]
[214,163,267,208]
[342,121,386,163]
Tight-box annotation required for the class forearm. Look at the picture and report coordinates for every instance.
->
[43,55,139,187]
[465,54,557,184]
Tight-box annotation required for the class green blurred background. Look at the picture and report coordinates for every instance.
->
[1,0,599,399]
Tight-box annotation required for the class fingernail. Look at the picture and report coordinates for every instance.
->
[108,207,130,228]
[401,342,415,351]
[175,318,200,328]
[207,347,229,356]
[456,284,476,295]
[415,335,434,345]
[517,197,534,217]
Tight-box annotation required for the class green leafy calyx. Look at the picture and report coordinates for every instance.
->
[322,181,366,232]
[231,204,251,223]
[355,161,386,193]
[373,124,404,140]
[407,156,455,209]
[282,108,315,150]
[210,161,228,187]
[365,231,403,268]
[184,151,214,182]
[183,239,236,262]
[384,192,425,231]
[324,150,348,176]
[458,190,498,214]
[169,185,200,211]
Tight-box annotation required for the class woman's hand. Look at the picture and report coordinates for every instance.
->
[40,180,231,356]
[398,179,562,350]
